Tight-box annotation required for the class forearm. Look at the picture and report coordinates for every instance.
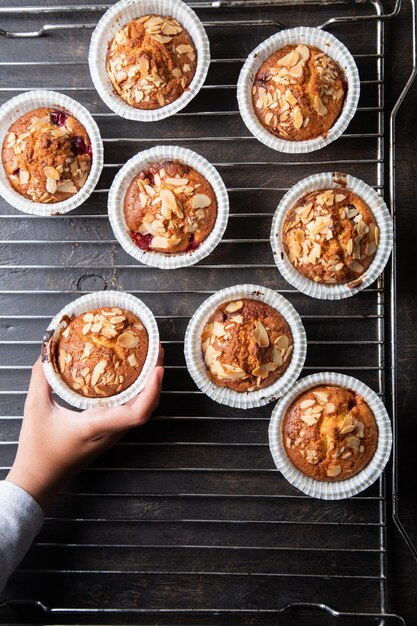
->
[0,480,44,595]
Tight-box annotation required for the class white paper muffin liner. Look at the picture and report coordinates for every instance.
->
[42,290,160,410]
[88,0,210,121]
[270,172,393,300]
[268,372,392,500]
[108,145,229,269]
[0,90,104,216]
[237,27,360,154]
[184,284,307,409]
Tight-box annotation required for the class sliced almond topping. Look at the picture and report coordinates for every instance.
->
[293,106,303,130]
[251,321,270,348]
[312,390,329,403]
[326,465,342,478]
[300,399,315,409]
[300,413,318,426]
[19,170,29,185]
[277,49,299,67]
[288,64,303,78]
[213,321,226,337]
[57,180,77,194]
[314,95,328,116]
[176,44,194,54]
[231,314,243,324]
[346,436,361,451]
[274,334,290,351]
[44,166,60,181]
[46,177,57,195]
[128,353,139,367]
[151,236,170,249]
[326,402,335,414]
[225,300,243,313]
[272,346,283,367]
[82,322,91,335]
[110,315,126,325]
[191,194,212,209]
[117,331,139,349]
[58,349,66,373]
[83,313,94,323]
[204,343,221,367]
[91,360,107,386]
[295,44,310,62]
[252,362,276,378]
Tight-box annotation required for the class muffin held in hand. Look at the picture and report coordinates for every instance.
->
[53,307,148,398]
[2,107,92,203]
[124,159,217,254]
[201,298,293,393]
[106,15,197,109]
[282,187,379,285]
[252,44,347,141]
[283,385,378,481]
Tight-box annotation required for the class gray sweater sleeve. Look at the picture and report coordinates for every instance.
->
[0,480,44,595]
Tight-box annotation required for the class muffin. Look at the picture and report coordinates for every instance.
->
[52,306,148,398]
[252,44,347,141]
[201,298,293,393]
[281,187,379,285]
[106,15,196,110]
[282,385,378,481]
[1,107,92,203]
[124,159,217,254]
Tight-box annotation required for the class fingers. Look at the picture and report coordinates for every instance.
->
[83,365,164,438]
[24,356,53,412]
[157,345,164,367]
[129,366,164,419]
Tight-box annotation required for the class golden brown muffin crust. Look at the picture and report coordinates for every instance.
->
[281,187,379,285]
[106,15,197,109]
[2,107,92,204]
[124,159,217,254]
[53,306,148,398]
[201,297,293,393]
[252,44,347,141]
[283,385,378,481]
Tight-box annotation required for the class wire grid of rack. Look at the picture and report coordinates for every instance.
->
[0,0,415,624]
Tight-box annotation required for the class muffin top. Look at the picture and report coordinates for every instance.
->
[2,107,92,204]
[281,187,379,285]
[201,297,293,393]
[106,15,197,110]
[124,159,217,254]
[53,306,148,399]
[282,385,378,481]
[252,44,347,141]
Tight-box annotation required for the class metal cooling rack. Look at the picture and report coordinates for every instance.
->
[0,0,415,624]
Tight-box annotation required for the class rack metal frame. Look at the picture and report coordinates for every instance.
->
[0,0,415,623]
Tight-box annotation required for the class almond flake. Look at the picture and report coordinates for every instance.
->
[300,399,315,409]
[192,194,212,209]
[44,166,60,180]
[326,465,342,477]
[225,300,243,313]
[128,353,139,367]
[251,321,270,348]
[91,360,107,386]
[19,170,29,185]
[83,313,94,323]
[117,331,139,348]
[252,362,276,378]
[277,49,299,67]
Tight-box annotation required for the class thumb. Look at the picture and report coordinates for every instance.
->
[25,357,53,411]
[84,366,164,436]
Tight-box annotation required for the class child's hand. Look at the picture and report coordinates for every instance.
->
[6,348,164,511]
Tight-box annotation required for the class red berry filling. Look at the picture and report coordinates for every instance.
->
[71,136,92,157]
[130,231,153,251]
[50,110,68,127]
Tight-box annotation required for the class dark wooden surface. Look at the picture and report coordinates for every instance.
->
[0,0,416,624]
